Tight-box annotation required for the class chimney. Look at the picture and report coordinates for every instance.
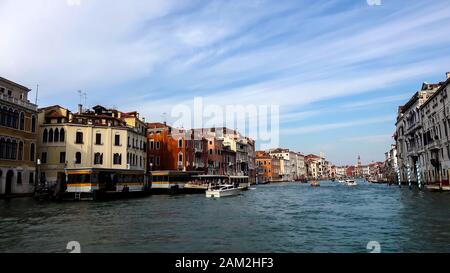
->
[78,104,83,114]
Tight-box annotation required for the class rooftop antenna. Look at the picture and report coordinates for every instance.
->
[83,92,87,108]
[77,90,83,105]
[35,84,39,105]
[161,112,167,123]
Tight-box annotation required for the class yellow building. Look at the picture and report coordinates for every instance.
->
[0,77,38,197]
[37,104,147,193]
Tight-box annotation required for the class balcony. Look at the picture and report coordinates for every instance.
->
[0,93,38,111]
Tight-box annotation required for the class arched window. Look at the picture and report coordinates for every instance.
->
[13,110,19,129]
[5,139,11,159]
[113,153,122,165]
[31,115,36,133]
[7,108,13,127]
[75,152,82,164]
[54,128,59,142]
[60,128,65,142]
[178,152,183,163]
[19,112,25,130]
[1,106,7,126]
[43,129,48,143]
[11,140,17,160]
[94,153,103,165]
[76,131,83,144]
[18,141,23,160]
[178,138,183,148]
[0,137,5,159]
[30,143,35,162]
[48,128,54,142]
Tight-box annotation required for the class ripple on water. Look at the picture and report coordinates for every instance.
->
[2,180,450,252]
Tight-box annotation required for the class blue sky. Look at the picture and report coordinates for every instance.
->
[1,0,450,165]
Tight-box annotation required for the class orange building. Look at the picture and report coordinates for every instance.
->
[256,151,281,183]
[147,122,208,173]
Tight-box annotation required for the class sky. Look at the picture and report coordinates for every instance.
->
[1,0,450,165]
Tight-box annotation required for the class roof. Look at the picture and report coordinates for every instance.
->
[147,122,170,129]
[38,105,68,112]
[0,76,31,91]
[420,76,450,109]
[305,154,321,159]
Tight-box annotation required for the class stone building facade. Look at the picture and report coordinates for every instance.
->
[0,77,38,196]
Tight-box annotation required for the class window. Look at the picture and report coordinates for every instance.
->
[30,143,35,162]
[12,110,18,129]
[115,134,120,146]
[178,139,183,148]
[54,128,59,142]
[95,133,102,145]
[178,152,183,162]
[60,152,66,164]
[9,140,17,160]
[94,153,103,165]
[19,112,25,130]
[17,172,22,184]
[155,156,160,166]
[150,140,154,150]
[210,149,213,155]
[29,172,34,184]
[60,128,65,142]
[48,128,54,142]
[31,115,36,133]
[41,152,47,164]
[156,141,160,150]
[76,132,83,144]
[43,128,49,143]
[113,153,122,165]
[18,141,23,160]
[75,152,81,164]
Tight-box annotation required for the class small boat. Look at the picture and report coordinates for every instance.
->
[346,179,357,186]
[310,181,320,187]
[206,184,242,198]
[338,180,346,184]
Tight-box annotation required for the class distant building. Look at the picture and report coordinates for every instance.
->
[148,126,256,184]
[256,151,281,183]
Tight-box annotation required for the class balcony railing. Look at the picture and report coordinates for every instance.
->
[0,93,38,111]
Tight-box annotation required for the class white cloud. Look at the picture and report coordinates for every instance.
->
[281,116,394,135]
[344,134,393,143]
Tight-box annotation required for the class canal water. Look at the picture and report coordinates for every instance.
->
[1,180,450,253]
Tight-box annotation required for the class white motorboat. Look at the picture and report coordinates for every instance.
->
[338,180,346,183]
[345,179,357,186]
[206,184,242,198]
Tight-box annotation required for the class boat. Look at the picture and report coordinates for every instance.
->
[338,179,346,184]
[345,179,357,186]
[206,184,242,198]
[425,183,450,192]
[310,181,320,187]
[151,171,205,194]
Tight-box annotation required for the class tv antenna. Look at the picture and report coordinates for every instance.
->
[77,90,87,106]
